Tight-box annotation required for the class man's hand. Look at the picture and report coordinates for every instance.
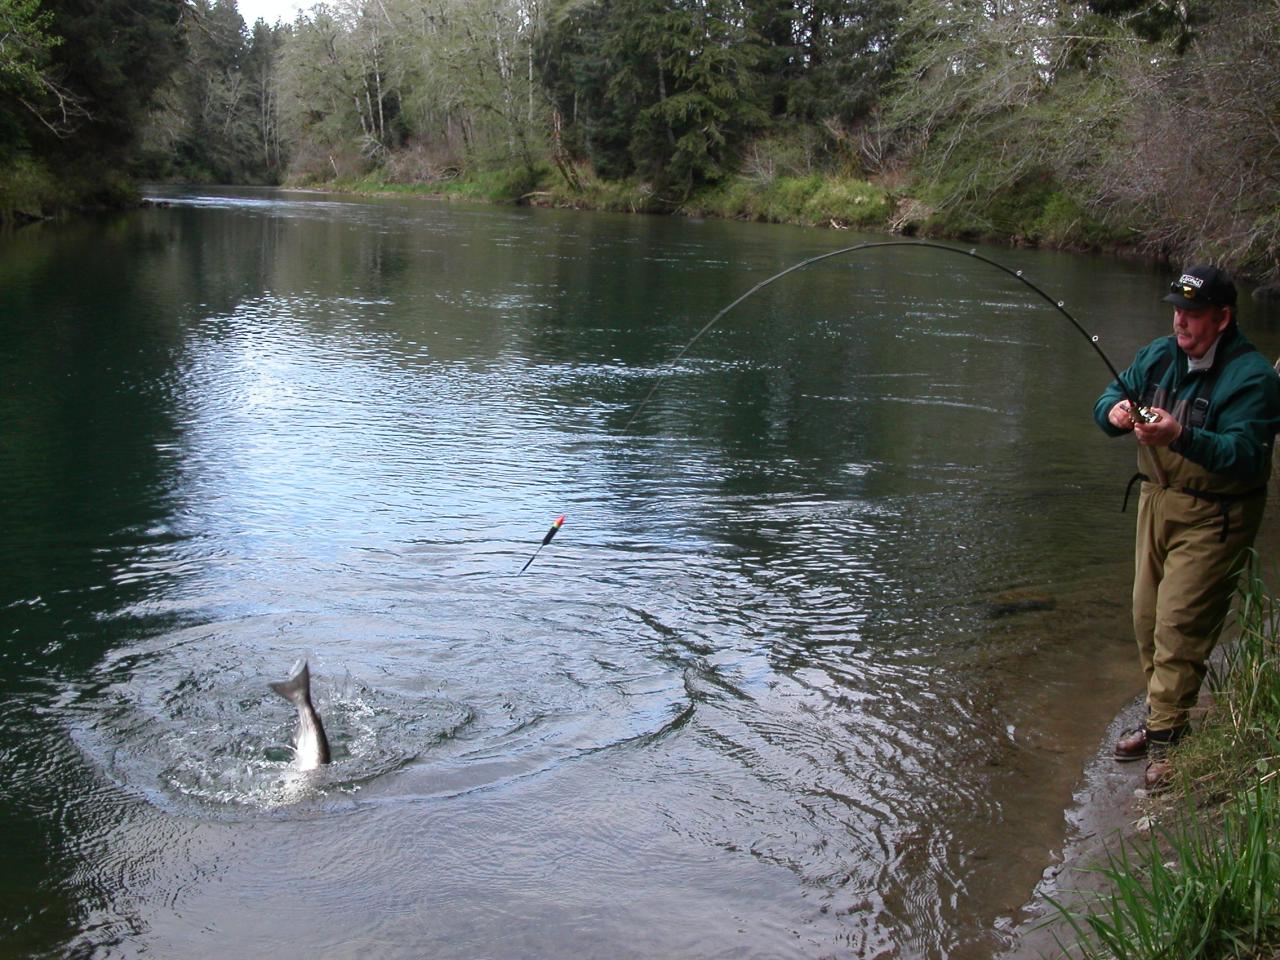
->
[1108,400,1137,431]
[1133,406,1181,447]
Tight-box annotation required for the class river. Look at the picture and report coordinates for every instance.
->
[2,188,1278,959]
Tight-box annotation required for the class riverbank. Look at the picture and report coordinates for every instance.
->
[1005,557,1280,959]
[313,164,1280,299]
[12,157,1276,296]
[304,162,1157,265]
[0,156,145,225]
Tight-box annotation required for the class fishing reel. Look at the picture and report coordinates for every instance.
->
[1130,405,1161,425]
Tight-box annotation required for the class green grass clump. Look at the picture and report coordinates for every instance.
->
[1054,783,1280,958]
[433,162,553,202]
[0,154,65,221]
[1179,565,1280,798]
[544,173,664,213]
[682,173,890,228]
[328,162,555,204]
[0,154,142,222]
[1053,560,1280,959]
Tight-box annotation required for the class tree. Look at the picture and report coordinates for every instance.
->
[244,18,289,176]
[774,0,901,127]
[887,0,1105,224]
[402,0,546,170]
[0,0,81,150]
[541,0,765,198]
[275,1,401,178]
[32,0,185,166]
[1080,0,1280,274]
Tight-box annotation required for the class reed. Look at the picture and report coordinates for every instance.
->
[1051,557,1280,959]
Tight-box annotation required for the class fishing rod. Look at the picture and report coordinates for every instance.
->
[517,239,1149,573]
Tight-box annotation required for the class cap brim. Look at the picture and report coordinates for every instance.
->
[1163,292,1216,310]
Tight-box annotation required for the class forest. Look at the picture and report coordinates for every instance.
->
[2,0,1279,283]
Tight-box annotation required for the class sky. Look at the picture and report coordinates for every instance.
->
[235,0,308,27]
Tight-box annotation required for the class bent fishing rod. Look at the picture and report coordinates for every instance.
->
[517,239,1149,573]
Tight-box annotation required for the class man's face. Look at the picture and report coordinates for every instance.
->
[1172,305,1231,359]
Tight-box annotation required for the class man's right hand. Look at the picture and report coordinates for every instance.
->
[1108,400,1137,430]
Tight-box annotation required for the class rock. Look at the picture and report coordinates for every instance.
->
[1251,282,1280,303]
[982,590,1056,619]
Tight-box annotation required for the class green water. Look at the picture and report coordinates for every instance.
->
[2,188,1277,958]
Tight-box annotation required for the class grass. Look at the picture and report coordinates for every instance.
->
[1050,558,1280,959]
[680,172,892,228]
[313,159,897,228]
[1051,784,1280,958]
[1,153,142,224]
[322,162,556,205]
[0,154,69,222]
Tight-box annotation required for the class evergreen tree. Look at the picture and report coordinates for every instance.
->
[541,0,766,198]
[782,0,900,127]
[1084,0,1199,49]
[32,0,185,168]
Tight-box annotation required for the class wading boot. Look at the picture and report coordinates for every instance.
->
[1113,726,1150,762]
[1140,727,1185,793]
[1143,757,1174,793]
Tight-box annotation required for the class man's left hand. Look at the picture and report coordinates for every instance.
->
[1133,407,1182,447]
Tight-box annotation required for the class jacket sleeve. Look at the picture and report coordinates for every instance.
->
[1093,340,1163,437]
[1169,360,1280,483]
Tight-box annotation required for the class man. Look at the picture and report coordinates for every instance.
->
[1094,264,1280,789]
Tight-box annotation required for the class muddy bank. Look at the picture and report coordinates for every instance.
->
[997,699,1151,958]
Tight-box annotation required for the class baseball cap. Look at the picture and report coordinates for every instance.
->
[1163,264,1237,310]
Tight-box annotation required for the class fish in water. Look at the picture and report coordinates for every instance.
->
[270,659,331,770]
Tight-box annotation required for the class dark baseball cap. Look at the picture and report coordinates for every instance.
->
[1163,264,1237,310]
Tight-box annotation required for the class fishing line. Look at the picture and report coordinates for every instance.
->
[517,239,1144,573]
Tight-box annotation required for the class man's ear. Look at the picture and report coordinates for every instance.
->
[1217,306,1234,332]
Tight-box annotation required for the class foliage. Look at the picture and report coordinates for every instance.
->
[772,0,901,129]
[0,0,183,220]
[0,152,61,219]
[683,171,890,227]
[1175,558,1280,800]
[1053,784,1280,959]
[540,0,766,199]
[0,0,63,139]
[1079,0,1280,277]
[887,0,1280,277]
[274,0,546,182]
[889,0,1101,205]
[141,0,289,183]
[1084,0,1203,49]
[33,0,185,161]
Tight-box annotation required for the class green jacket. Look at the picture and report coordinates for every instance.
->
[1094,324,1280,493]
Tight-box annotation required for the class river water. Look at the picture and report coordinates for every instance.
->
[2,189,1278,959]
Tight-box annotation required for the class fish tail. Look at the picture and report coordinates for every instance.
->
[270,659,312,706]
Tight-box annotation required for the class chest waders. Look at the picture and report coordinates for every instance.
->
[1123,340,1269,734]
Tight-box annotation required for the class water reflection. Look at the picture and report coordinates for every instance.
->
[2,190,1278,958]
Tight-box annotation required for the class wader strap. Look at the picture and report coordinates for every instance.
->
[1122,472,1148,513]
[1179,485,1267,542]
[1120,475,1264,540]
[1186,341,1259,428]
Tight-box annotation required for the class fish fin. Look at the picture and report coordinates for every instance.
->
[269,659,311,705]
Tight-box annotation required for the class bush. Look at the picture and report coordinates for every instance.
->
[0,155,62,221]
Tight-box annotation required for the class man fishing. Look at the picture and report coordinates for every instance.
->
[1095,265,1280,790]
